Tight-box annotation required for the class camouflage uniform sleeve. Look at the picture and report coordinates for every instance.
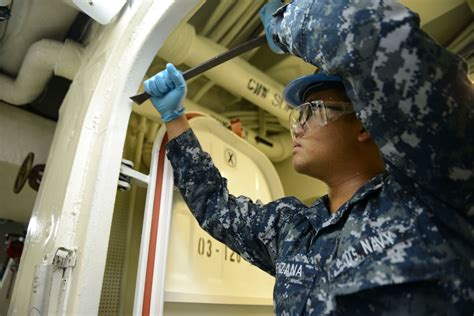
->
[166,129,294,275]
[272,0,474,214]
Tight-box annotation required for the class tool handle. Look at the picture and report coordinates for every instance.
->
[130,35,267,105]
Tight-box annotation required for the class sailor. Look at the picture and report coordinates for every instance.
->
[143,0,473,314]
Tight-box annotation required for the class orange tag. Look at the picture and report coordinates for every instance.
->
[230,119,243,138]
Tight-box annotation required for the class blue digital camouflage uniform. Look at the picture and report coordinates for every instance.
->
[166,0,474,314]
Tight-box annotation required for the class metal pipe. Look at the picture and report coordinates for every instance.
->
[0,39,83,105]
[158,23,292,124]
[0,0,78,76]
[200,0,235,37]
[191,80,215,103]
[220,0,263,47]
[448,22,473,54]
[209,1,252,43]
[192,1,264,105]
[231,14,264,49]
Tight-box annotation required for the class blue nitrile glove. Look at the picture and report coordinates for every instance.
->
[259,0,284,54]
[144,63,186,122]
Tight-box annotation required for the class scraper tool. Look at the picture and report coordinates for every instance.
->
[130,34,267,105]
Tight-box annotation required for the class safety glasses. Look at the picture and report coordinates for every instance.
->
[289,100,354,140]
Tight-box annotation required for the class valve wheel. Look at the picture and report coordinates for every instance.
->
[28,164,45,192]
[14,152,34,194]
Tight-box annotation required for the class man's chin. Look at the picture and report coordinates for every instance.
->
[293,159,323,178]
[292,160,307,175]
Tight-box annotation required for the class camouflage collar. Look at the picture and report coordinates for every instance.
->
[304,171,387,234]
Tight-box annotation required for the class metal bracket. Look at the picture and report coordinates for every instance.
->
[118,159,149,191]
[52,247,77,269]
[28,247,77,315]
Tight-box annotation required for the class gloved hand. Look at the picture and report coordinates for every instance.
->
[144,63,186,122]
[259,0,284,54]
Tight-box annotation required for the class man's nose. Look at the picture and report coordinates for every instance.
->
[293,124,305,138]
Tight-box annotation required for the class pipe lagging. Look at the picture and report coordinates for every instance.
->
[0,39,83,105]
[158,23,293,124]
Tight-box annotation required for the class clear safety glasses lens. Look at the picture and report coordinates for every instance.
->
[289,101,353,140]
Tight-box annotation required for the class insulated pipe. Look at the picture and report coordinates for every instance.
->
[448,22,473,54]
[447,22,474,80]
[158,23,292,124]
[209,0,252,43]
[220,1,264,47]
[184,99,292,162]
[200,0,235,37]
[0,39,83,105]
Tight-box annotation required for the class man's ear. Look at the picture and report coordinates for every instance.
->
[357,126,371,142]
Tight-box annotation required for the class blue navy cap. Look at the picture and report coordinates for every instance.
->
[283,73,344,107]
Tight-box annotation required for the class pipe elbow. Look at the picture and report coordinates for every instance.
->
[55,39,84,80]
[0,39,83,105]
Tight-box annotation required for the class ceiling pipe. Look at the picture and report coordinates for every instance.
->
[158,23,292,124]
[184,99,292,162]
[219,0,264,47]
[266,56,315,86]
[192,1,264,118]
[209,0,252,43]
[448,22,474,81]
[0,39,83,105]
[0,101,55,166]
[0,0,78,76]
[448,22,473,54]
[200,0,235,37]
